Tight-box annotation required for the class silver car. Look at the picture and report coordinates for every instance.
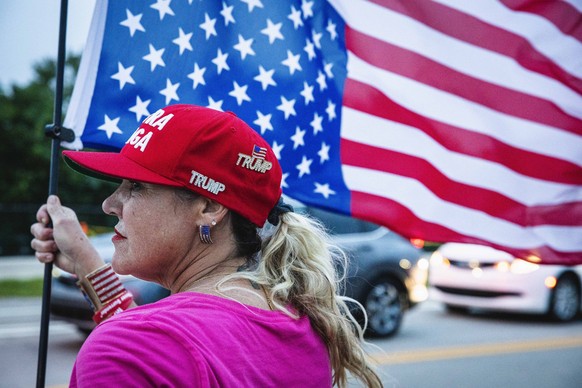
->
[51,206,429,337]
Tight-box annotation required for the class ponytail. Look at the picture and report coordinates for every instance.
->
[178,189,381,386]
[230,211,382,388]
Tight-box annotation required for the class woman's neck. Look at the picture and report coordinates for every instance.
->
[175,259,274,311]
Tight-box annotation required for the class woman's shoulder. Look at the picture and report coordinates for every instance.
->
[79,292,330,387]
[75,299,210,387]
[97,292,297,333]
[89,291,315,356]
[132,291,296,321]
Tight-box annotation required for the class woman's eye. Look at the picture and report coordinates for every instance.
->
[129,181,142,192]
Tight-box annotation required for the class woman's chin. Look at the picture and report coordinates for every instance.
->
[111,254,130,275]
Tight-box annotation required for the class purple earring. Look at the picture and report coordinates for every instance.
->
[199,220,216,244]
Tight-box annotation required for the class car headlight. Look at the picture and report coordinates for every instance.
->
[408,258,429,303]
[510,258,540,274]
[495,258,539,274]
[410,258,429,284]
[430,251,450,268]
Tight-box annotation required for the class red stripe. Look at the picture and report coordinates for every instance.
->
[343,78,582,185]
[501,0,582,43]
[366,0,582,95]
[341,138,582,227]
[345,26,582,136]
[350,191,582,266]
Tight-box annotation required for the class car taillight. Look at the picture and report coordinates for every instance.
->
[410,238,425,249]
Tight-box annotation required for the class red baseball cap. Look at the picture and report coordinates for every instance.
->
[63,104,283,226]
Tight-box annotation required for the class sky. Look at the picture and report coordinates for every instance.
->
[0,0,96,88]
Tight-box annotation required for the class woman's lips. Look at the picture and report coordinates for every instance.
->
[112,228,127,241]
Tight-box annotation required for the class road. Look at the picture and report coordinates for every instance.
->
[1,297,581,388]
[368,302,582,387]
[0,298,83,388]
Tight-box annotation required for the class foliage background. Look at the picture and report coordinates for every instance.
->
[0,54,117,255]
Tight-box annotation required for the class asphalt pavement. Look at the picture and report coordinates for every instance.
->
[0,256,43,280]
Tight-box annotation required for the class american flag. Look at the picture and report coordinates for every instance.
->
[252,145,268,159]
[64,0,582,265]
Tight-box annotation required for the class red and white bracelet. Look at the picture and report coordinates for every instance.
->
[77,264,133,323]
[92,291,134,324]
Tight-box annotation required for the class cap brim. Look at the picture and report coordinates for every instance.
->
[62,150,181,187]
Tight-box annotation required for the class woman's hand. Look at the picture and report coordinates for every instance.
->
[30,195,105,278]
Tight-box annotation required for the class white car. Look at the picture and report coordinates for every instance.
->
[429,243,582,321]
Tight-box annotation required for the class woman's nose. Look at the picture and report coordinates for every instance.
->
[102,185,122,217]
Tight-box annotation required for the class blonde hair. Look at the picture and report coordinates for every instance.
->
[229,211,382,388]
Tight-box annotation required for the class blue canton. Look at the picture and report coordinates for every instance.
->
[81,0,350,214]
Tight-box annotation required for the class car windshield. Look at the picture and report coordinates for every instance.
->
[303,207,379,235]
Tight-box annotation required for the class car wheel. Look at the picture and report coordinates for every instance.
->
[363,279,404,337]
[548,275,580,322]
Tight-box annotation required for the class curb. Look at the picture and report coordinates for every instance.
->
[0,256,43,280]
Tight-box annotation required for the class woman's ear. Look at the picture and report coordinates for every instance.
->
[198,197,229,225]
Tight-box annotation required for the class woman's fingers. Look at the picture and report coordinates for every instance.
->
[35,251,55,264]
[30,222,54,241]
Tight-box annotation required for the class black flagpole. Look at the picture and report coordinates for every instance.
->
[37,0,74,386]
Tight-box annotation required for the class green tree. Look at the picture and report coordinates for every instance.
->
[0,54,116,255]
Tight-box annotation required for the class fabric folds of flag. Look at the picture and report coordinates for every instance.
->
[64,0,582,265]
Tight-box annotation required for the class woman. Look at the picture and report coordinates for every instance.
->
[31,104,382,387]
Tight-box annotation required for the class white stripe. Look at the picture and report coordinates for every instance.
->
[62,0,109,150]
[329,0,582,120]
[342,165,582,252]
[434,0,582,78]
[347,52,582,167]
[341,107,582,206]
